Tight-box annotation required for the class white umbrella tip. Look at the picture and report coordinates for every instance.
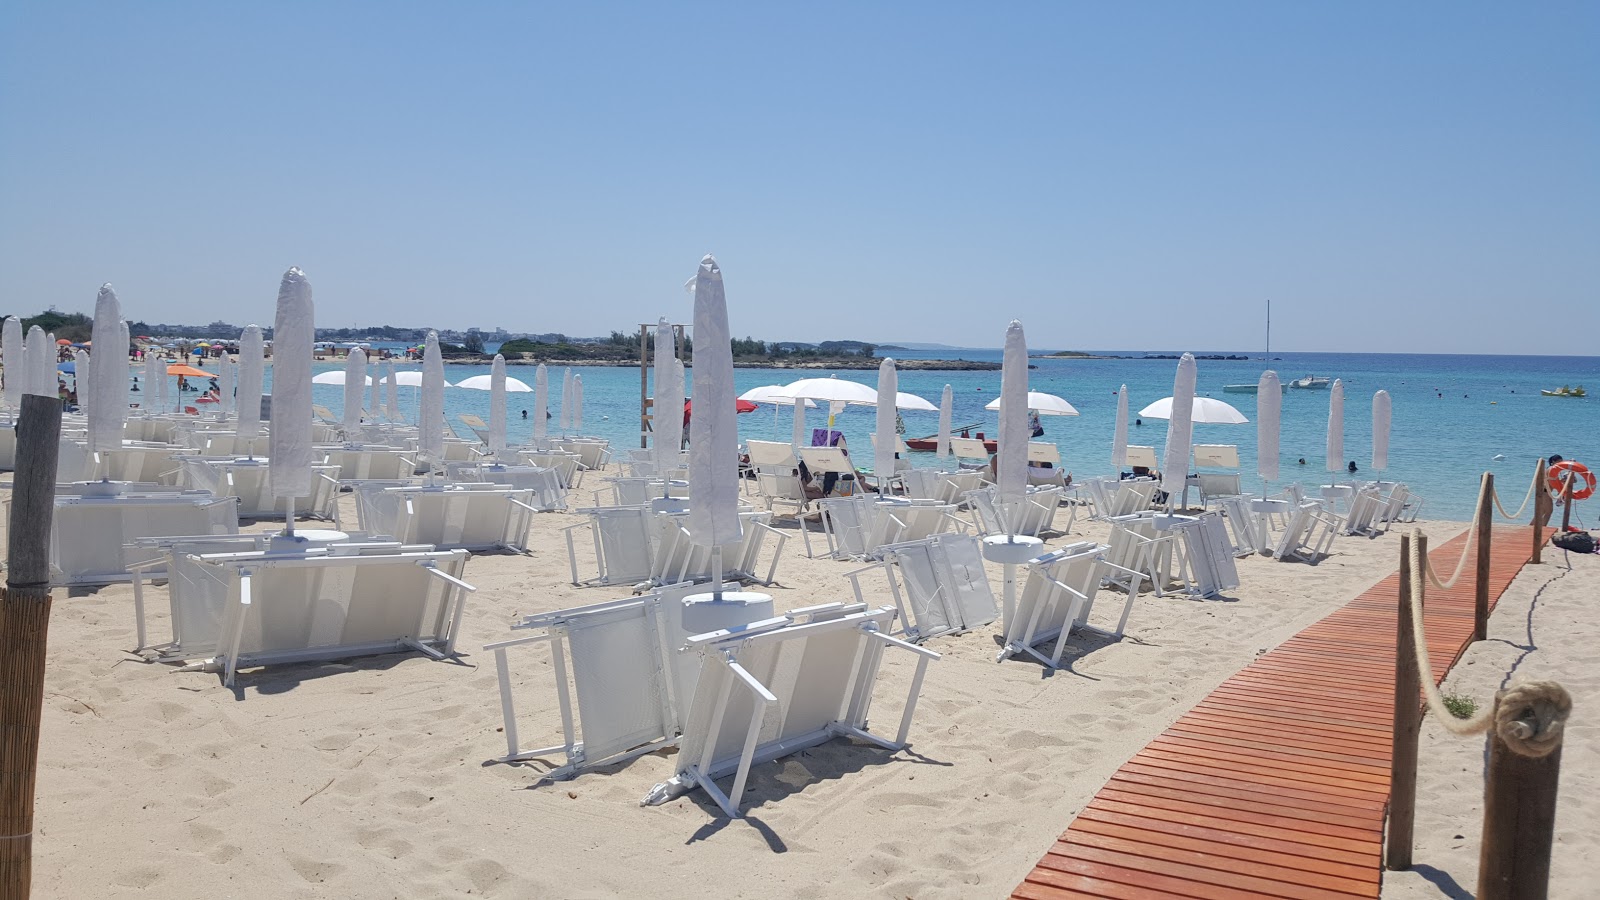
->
[98,283,116,297]
[281,266,308,284]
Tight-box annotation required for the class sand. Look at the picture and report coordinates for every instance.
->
[1381,547,1597,899]
[27,506,1472,899]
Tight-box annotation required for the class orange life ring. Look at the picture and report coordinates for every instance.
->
[1549,460,1596,501]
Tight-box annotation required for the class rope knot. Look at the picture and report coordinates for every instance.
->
[1495,681,1571,758]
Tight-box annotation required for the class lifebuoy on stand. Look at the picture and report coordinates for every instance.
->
[1548,460,1596,501]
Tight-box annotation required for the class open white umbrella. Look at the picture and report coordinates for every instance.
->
[1372,389,1391,473]
[1139,395,1248,424]
[311,370,375,385]
[419,331,445,462]
[997,321,1030,519]
[572,375,584,433]
[1159,353,1197,502]
[875,359,898,487]
[532,363,548,443]
[488,354,508,456]
[1326,379,1345,473]
[2,317,22,409]
[1111,384,1129,470]
[1258,371,1282,483]
[87,284,124,451]
[270,267,315,511]
[342,348,366,432]
[383,359,399,420]
[379,370,428,387]
[984,390,1080,416]
[453,373,532,392]
[559,368,573,432]
[737,384,817,407]
[782,375,877,406]
[237,325,264,440]
[686,254,743,558]
[937,384,953,459]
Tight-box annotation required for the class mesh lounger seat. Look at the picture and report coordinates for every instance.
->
[1168,512,1242,599]
[844,533,998,643]
[16,483,240,586]
[642,603,939,818]
[965,485,1062,537]
[553,439,611,472]
[319,446,419,482]
[1104,512,1184,596]
[564,505,657,586]
[179,458,340,520]
[1343,484,1385,537]
[746,440,809,516]
[1272,501,1343,563]
[90,443,185,485]
[1217,494,1262,557]
[1378,483,1424,524]
[874,498,965,543]
[353,483,536,552]
[457,463,567,511]
[519,450,583,489]
[807,495,905,561]
[649,510,787,587]
[999,541,1146,668]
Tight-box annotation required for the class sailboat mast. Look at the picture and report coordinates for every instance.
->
[1265,298,1271,359]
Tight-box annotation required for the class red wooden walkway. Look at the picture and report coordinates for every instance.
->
[1012,526,1541,900]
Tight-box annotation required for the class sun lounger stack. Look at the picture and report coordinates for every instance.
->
[843,533,998,643]
[999,540,1145,668]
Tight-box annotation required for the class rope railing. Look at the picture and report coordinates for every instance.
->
[1421,505,1479,591]
[1490,459,1543,521]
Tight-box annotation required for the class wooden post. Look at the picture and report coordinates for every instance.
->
[0,394,63,900]
[1559,469,1575,533]
[1477,698,1564,900]
[1386,532,1421,870]
[1474,472,1494,643]
[1530,458,1547,565]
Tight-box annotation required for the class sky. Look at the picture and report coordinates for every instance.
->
[1,2,1596,354]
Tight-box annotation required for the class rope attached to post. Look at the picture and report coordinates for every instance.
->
[1422,505,1480,591]
[1406,530,1572,756]
[1490,461,1541,521]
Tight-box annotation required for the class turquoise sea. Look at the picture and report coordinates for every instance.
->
[218,349,1597,523]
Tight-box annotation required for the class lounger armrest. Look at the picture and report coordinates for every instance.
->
[419,561,477,593]
[1042,576,1092,604]
[507,498,540,513]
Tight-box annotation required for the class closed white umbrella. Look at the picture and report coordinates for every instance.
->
[560,368,573,433]
[384,359,399,420]
[1111,384,1129,470]
[488,354,508,456]
[1139,395,1248,425]
[1372,389,1391,473]
[984,390,1080,416]
[219,352,234,416]
[875,358,898,488]
[342,348,366,432]
[687,254,743,557]
[572,375,584,433]
[74,348,92,419]
[270,267,315,506]
[119,320,131,413]
[23,325,50,398]
[1326,379,1345,473]
[532,363,548,443]
[997,321,1030,518]
[1159,353,1197,502]
[2,317,22,409]
[153,342,169,412]
[656,325,684,468]
[419,331,445,462]
[87,284,124,451]
[937,384,953,459]
[236,325,265,440]
[143,351,161,416]
[1257,371,1282,483]
[790,388,807,447]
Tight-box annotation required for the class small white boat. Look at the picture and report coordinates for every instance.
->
[1289,375,1331,390]
[1223,382,1286,394]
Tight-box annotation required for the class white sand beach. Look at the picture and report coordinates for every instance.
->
[25,509,1492,899]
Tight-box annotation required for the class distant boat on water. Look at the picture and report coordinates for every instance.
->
[1223,299,1284,393]
[1541,384,1586,398]
[1290,375,1331,390]
[1223,382,1285,394]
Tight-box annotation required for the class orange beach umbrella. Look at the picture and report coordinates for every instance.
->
[166,364,210,377]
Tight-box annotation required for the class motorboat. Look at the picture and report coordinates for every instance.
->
[904,426,995,452]
[1223,382,1287,394]
[1541,385,1587,398]
[1289,375,1331,390]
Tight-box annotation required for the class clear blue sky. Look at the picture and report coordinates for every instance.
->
[2,2,1595,354]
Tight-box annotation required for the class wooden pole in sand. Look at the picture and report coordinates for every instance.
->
[1385,532,1420,870]
[1474,472,1494,643]
[1477,691,1566,900]
[1530,458,1547,565]
[1558,470,1575,533]
[0,394,63,900]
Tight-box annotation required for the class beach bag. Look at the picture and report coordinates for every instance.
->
[1551,531,1595,554]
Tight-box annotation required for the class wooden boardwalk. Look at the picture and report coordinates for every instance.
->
[1012,526,1540,900]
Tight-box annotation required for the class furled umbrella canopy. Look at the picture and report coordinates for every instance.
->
[790,386,807,448]
[559,368,573,433]
[24,325,51,397]
[219,352,235,416]
[488,354,508,456]
[937,384,953,459]
[654,319,681,469]
[1326,379,1345,474]
[532,363,549,442]
[119,319,131,413]
[1257,371,1282,483]
[572,375,585,433]
[270,267,315,499]
[875,358,899,487]
[996,321,1030,519]
[343,348,367,433]
[687,254,742,549]
[1160,354,1197,502]
[144,352,162,416]
[419,331,445,462]
[74,348,93,421]
[236,325,265,440]
[1111,384,1129,471]
[2,316,22,409]
[1372,390,1391,473]
[384,359,399,421]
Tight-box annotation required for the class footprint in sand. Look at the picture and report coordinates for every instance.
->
[285,852,346,883]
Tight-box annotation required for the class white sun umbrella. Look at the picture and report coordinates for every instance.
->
[488,354,508,456]
[236,325,265,441]
[782,375,879,405]
[559,368,573,433]
[342,348,367,433]
[74,348,92,419]
[383,359,399,420]
[382,370,427,387]
[1158,353,1197,503]
[23,325,50,397]
[1112,384,1130,470]
[791,388,807,447]
[311,370,374,385]
[875,359,898,488]
[654,319,685,468]
[87,284,125,450]
[2,316,22,409]
[453,372,533,392]
[737,384,816,407]
[153,344,170,412]
[219,352,234,416]
[532,363,548,442]
[1258,371,1282,483]
[997,321,1030,518]
[572,375,585,433]
[686,255,743,593]
[1326,378,1345,474]
[1372,390,1391,473]
[270,268,315,524]
[119,319,132,413]
[1139,395,1248,425]
[143,351,161,417]
[984,390,1080,416]
[419,331,445,464]
[937,384,953,459]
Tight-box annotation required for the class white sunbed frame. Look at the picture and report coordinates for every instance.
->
[1272,501,1343,563]
[352,482,537,553]
[843,533,998,643]
[34,484,239,586]
[648,510,787,588]
[563,505,657,586]
[999,540,1146,668]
